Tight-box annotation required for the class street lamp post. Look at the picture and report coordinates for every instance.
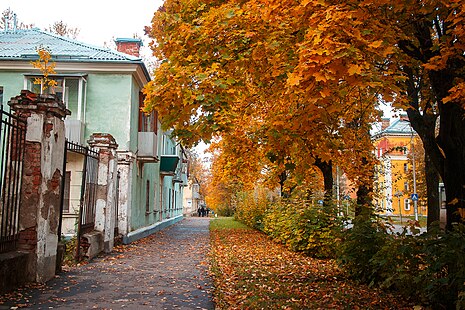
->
[394,190,403,224]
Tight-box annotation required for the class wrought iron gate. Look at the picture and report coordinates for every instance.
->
[59,140,98,260]
[0,106,26,253]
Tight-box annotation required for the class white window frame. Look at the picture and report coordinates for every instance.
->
[404,199,411,211]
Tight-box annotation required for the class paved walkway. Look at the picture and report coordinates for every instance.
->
[0,217,214,310]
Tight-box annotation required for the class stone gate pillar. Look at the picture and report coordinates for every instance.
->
[8,90,69,283]
[88,133,118,253]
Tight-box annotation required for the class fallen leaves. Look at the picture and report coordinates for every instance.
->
[209,228,414,309]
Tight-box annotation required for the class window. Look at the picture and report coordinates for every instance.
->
[404,182,409,192]
[404,199,411,211]
[146,180,150,214]
[26,76,86,120]
[138,92,158,132]
[404,163,408,173]
[63,171,71,213]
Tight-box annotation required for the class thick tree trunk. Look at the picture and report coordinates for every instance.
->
[314,158,333,207]
[405,107,443,230]
[400,16,465,231]
[354,157,374,219]
[430,73,465,230]
[424,153,440,227]
[437,112,465,229]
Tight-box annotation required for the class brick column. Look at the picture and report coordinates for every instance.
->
[8,90,70,283]
[88,133,118,253]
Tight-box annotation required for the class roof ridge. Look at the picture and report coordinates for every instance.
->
[30,28,140,61]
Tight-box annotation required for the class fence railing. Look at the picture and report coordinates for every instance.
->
[0,105,26,254]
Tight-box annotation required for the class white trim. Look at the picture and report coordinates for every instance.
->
[0,60,150,88]
[77,78,82,120]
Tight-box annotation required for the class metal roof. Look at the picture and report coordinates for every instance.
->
[372,118,417,140]
[0,28,141,62]
[382,119,414,135]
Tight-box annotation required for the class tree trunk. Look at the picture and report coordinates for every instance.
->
[400,16,465,231]
[424,153,440,227]
[314,158,333,207]
[355,157,374,220]
[430,73,465,230]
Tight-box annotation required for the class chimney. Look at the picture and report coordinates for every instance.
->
[114,38,143,57]
[381,118,390,130]
[399,113,409,122]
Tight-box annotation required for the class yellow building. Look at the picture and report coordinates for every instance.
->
[372,116,424,218]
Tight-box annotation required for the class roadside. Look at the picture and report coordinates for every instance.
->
[0,217,214,310]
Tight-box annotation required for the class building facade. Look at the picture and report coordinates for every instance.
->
[0,27,186,244]
[372,116,425,218]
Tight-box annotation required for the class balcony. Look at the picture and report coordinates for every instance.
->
[160,155,179,176]
[137,132,159,162]
[64,119,85,145]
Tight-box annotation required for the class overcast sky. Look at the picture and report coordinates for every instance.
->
[2,0,164,54]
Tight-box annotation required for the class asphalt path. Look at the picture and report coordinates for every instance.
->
[0,217,214,310]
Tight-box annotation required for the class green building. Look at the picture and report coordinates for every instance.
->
[0,27,186,244]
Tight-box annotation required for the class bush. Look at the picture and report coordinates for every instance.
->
[418,224,465,309]
[215,203,235,217]
[234,189,270,230]
[263,199,343,258]
[338,216,390,284]
[340,219,465,308]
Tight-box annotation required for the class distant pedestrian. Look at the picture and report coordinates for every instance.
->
[206,208,210,217]
[197,207,202,217]
[201,206,206,217]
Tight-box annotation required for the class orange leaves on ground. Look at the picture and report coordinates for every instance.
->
[210,228,414,309]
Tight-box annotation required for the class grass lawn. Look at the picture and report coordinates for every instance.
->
[386,215,428,227]
[209,217,414,309]
[210,216,250,230]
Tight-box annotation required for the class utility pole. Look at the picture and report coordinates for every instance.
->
[394,190,403,224]
[410,127,418,221]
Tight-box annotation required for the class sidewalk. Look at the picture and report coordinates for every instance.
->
[0,217,215,310]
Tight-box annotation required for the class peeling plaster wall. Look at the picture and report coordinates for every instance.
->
[10,91,68,284]
[116,152,134,236]
[36,117,66,283]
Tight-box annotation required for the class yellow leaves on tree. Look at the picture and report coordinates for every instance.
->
[30,46,57,93]
[143,0,465,214]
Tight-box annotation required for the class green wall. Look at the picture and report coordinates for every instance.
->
[0,66,173,235]
[0,71,27,107]
[84,74,133,151]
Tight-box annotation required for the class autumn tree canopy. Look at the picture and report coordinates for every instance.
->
[144,0,465,225]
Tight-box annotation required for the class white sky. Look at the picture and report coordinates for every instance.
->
[1,0,164,56]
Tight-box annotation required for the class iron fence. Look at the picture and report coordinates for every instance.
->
[0,105,26,253]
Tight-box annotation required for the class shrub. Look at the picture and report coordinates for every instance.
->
[418,224,465,309]
[234,189,270,230]
[263,199,343,258]
[337,216,390,284]
[215,203,235,217]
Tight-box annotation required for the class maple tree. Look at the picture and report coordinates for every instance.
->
[30,46,58,93]
[143,0,384,214]
[144,0,465,228]
[185,148,209,199]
